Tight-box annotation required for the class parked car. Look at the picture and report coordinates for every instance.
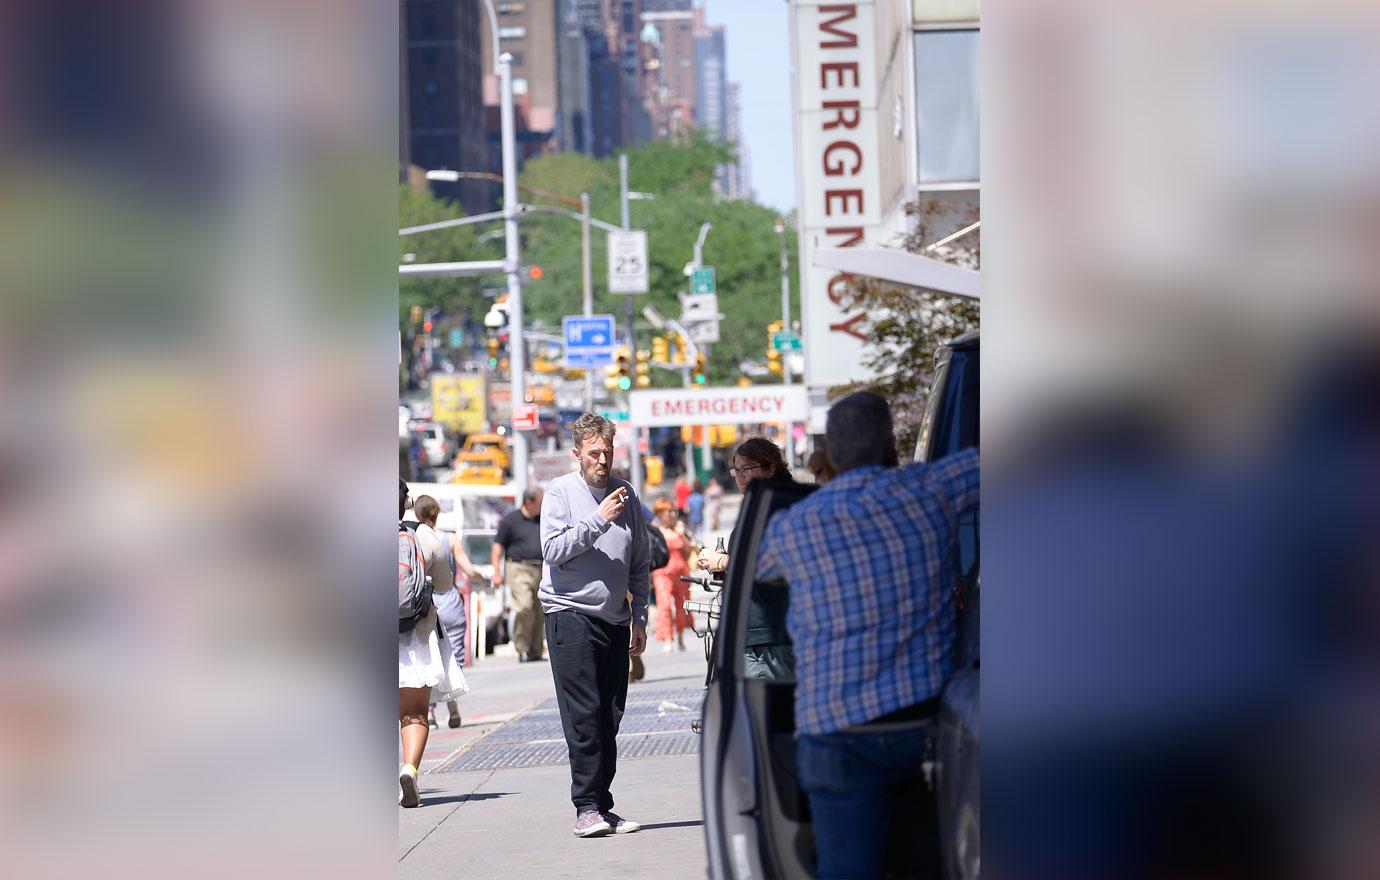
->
[915,331,980,880]
[410,421,452,469]
[700,331,980,880]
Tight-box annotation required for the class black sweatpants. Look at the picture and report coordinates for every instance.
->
[545,609,631,816]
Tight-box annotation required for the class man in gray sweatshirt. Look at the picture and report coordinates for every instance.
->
[539,413,650,838]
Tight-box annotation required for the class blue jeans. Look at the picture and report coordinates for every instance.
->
[797,726,940,879]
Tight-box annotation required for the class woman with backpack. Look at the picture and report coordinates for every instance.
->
[397,481,468,808]
[412,495,476,730]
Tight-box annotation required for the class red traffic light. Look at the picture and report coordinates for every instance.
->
[423,320,433,333]
[529,265,544,280]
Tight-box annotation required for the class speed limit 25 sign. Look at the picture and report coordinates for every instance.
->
[606,229,649,294]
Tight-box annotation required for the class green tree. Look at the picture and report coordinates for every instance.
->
[398,183,503,328]
[834,199,980,454]
[517,136,793,386]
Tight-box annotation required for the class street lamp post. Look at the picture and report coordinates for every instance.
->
[581,192,594,412]
[774,216,795,469]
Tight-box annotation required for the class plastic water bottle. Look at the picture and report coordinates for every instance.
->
[714,536,726,554]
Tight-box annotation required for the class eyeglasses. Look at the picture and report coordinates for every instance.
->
[728,464,762,478]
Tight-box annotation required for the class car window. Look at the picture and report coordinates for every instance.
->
[464,533,494,563]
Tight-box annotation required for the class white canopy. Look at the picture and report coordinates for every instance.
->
[810,247,980,300]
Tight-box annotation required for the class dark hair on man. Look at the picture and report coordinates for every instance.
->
[825,392,896,472]
[733,437,790,478]
[399,478,409,518]
[571,412,615,449]
[413,494,441,525]
[522,487,543,505]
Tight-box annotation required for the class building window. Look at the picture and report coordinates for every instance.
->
[498,2,525,13]
[914,28,979,185]
[499,26,526,40]
[423,49,437,67]
[422,16,436,36]
[424,79,439,97]
[513,78,529,95]
[508,51,524,67]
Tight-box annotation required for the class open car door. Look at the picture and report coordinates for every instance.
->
[701,479,816,880]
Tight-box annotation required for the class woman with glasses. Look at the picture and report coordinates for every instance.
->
[698,438,797,681]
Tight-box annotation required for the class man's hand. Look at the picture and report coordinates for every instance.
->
[629,623,647,657]
[598,487,628,523]
[491,568,504,588]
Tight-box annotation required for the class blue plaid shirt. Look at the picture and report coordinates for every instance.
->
[756,449,980,735]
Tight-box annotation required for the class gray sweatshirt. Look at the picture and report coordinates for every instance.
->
[538,471,650,626]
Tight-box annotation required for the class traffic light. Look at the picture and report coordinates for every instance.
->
[616,348,632,391]
[486,336,500,367]
[766,321,784,376]
[409,305,423,325]
[603,362,620,391]
[635,349,651,388]
[651,335,669,364]
[693,353,707,385]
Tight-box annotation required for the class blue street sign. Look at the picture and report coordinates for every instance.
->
[563,314,616,369]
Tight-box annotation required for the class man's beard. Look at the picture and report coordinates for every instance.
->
[581,461,609,487]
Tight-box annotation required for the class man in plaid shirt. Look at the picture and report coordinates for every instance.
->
[756,391,979,879]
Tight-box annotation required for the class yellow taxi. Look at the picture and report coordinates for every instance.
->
[460,433,510,470]
[451,449,506,485]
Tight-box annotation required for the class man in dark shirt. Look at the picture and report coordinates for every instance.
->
[492,487,545,661]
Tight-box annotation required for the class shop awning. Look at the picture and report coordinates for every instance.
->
[810,247,980,300]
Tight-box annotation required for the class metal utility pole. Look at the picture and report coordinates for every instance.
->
[775,217,796,469]
[498,49,528,496]
[619,154,643,494]
[581,192,594,412]
[691,222,713,477]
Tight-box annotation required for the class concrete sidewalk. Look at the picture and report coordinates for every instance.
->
[401,631,712,879]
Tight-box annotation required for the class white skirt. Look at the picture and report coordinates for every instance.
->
[398,610,470,701]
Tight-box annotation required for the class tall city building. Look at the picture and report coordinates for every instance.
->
[637,0,696,141]
[401,0,489,211]
[480,0,562,171]
[557,0,594,153]
[723,81,751,200]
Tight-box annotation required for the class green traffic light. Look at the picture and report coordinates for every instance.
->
[618,376,632,391]
[694,373,706,385]
[489,357,499,367]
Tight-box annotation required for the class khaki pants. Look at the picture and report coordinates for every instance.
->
[506,560,545,660]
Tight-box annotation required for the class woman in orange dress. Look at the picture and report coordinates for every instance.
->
[651,498,694,652]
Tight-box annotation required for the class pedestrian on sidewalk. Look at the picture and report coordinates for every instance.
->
[673,472,692,519]
[697,437,798,681]
[539,413,650,838]
[756,392,979,878]
[704,478,723,530]
[650,499,693,653]
[491,486,546,662]
[412,495,476,729]
[398,481,469,808]
[806,438,837,485]
[686,479,705,537]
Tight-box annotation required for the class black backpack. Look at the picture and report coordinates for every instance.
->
[645,523,671,571]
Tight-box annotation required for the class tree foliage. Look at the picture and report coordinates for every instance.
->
[517,134,795,386]
[399,134,801,390]
[835,199,981,455]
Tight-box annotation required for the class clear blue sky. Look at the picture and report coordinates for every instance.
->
[701,0,797,213]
